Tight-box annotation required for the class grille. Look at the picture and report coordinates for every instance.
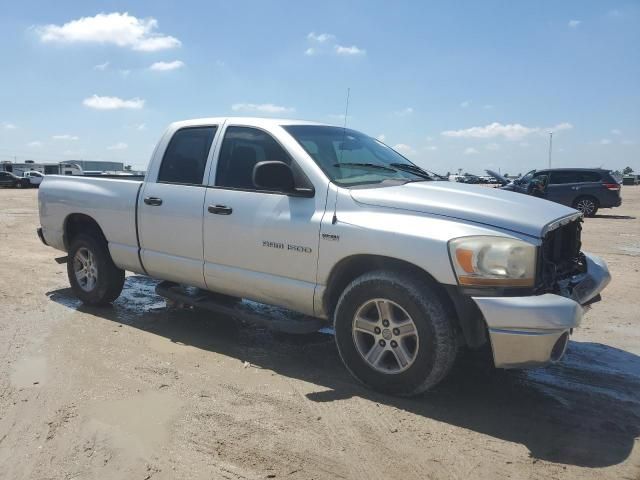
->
[539,218,584,289]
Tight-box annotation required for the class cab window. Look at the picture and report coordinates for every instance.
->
[157,127,217,185]
[215,126,292,190]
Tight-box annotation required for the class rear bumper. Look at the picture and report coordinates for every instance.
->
[472,252,610,368]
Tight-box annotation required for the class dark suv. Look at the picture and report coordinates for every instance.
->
[499,168,622,216]
[0,171,30,189]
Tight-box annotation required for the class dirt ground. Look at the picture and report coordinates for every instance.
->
[0,186,639,480]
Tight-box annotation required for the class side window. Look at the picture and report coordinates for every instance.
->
[215,126,291,190]
[580,171,601,182]
[157,127,216,185]
[549,171,580,184]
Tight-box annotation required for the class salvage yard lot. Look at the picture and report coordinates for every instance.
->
[0,187,639,480]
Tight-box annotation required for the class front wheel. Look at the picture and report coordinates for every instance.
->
[334,271,458,396]
[67,234,125,305]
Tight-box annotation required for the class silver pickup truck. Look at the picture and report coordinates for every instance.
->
[37,117,611,395]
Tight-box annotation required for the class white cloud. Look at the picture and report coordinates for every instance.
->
[460,100,471,108]
[307,32,335,43]
[485,143,500,151]
[335,45,366,56]
[441,121,572,141]
[621,140,636,145]
[107,142,128,150]
[426,136,434,142]
[599,138,612,145]
[135,123,146,131]
[52,134,79,141]
[35,12,181,52]
[305,32,365,56]
[119,69,131,78]
[376,134,386,142]
[552,122,573,132]
[483,104,494,110]
[83,95,144,110]
[394,107,414,116]
[424,145,438,151]
[393,143,416,156]
[464,147,478,155]
[568,20,581,28]
[94,61,109,70]
[611,129,622,135]
[27,141,43,148]
[231,103,294,114]
[2,122,17,129]
[150,60,184,71]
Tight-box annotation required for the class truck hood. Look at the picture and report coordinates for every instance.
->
[349,181,578,238]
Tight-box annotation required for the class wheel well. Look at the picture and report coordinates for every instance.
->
[323,254,488,348]
[63,214,107,250]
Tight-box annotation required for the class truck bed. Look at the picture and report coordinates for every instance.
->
[38,175,144,273]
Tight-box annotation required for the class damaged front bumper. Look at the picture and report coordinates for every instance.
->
[473,252,611,369]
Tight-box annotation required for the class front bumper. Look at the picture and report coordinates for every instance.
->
[473,252,611,368]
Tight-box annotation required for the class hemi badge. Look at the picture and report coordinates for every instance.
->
[322,233,340,242]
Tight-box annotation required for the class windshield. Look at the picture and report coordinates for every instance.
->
[283,125,430,186]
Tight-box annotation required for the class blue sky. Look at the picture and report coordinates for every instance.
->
[1,1,638,174]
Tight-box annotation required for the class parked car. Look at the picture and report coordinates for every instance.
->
[622,175,638,186]
[37,117,611,396]
[489,168,622,217]
[23,170,44,187]
[0,171,30,188]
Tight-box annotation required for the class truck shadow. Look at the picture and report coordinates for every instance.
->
[47,275,640,469]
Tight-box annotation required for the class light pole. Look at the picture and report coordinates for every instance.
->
[548,132,553,169]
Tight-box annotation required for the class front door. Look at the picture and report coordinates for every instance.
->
[138,126,218,288]
[202,125,325,316]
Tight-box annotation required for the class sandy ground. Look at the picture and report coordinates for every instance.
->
[0,186,639,480]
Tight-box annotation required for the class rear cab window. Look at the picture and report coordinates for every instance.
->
[157,127,217,185]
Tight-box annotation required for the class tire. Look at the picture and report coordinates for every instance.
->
[67,234,125,305]
[15,182,23,189]
[333,270,458,396]
[573,196,599,217]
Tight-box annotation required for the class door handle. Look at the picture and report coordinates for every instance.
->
[208,204,233,215]
[144,196,163,206]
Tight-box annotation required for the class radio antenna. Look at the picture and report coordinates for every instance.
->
[333,88,350,225]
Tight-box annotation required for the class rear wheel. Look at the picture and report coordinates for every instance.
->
[67,234,125,305]
[573,196,598,217]
[15,181,23,189]
[334,271,458,396]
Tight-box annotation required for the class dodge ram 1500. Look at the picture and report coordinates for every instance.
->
[37,117,611,395]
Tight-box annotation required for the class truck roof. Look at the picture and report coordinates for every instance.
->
[170,117,332,130]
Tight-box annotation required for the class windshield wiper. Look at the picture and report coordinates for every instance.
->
[389,163,433,180]
[333,162,397,172]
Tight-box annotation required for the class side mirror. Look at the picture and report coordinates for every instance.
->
[252,161,297,194]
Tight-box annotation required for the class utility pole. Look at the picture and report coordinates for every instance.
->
[548,132,553,169]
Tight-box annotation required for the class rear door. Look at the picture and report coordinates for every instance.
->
[138,125,219,288]
[202,125,324,316]
[545,170,581,205]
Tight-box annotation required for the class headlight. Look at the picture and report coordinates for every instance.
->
[448,236,536,287]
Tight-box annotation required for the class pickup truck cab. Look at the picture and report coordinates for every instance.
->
[23,170,44,187]
[38,117,611,395]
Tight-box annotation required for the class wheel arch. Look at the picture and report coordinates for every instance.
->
[63,213,108,250]
[322,254,488,348]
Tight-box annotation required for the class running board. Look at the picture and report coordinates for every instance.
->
[155,281,326,334]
